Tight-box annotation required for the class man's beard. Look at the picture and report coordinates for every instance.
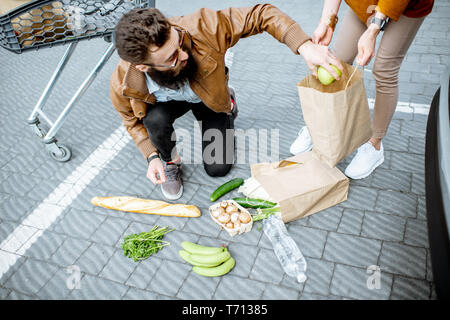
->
[147,52,198,90]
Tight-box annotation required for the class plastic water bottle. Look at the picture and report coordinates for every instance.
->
[263,215,307,283]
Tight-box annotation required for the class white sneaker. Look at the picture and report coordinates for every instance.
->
[344,141,384,179]
[290,126,313,155]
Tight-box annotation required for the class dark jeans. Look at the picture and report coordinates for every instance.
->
[142,100,235,177]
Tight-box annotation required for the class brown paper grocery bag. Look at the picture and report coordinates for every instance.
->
[297,63,372,168]
[251,151,349,223]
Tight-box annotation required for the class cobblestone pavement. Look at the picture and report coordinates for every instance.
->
[0,0,449,300]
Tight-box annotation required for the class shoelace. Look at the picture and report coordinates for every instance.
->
[164,164,180,181]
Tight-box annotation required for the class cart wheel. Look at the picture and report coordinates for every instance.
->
[48,144,72,162]
[104,34,112,43]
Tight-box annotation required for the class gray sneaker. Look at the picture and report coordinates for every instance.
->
[161,162,183,200]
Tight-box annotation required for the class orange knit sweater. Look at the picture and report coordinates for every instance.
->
[345,0,434,23]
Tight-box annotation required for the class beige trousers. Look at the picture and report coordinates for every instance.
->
[333,9,425,139]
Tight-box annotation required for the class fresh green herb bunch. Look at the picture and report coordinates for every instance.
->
[122,225,175,262]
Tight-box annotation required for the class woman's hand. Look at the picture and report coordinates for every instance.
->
[146,157,166,185]
[312,21,334,46]
[356,25,379,66]
[298,40,343,79]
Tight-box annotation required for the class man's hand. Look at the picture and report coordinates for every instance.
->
[312,21,333,46]
[146,157,166,185]
[356,24,379,66]
[298,40,343,79]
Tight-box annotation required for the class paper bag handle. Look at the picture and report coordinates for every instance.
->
[272,160,303,169]
[344,65,364,91]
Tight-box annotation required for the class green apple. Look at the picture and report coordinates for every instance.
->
[317,64,342,85]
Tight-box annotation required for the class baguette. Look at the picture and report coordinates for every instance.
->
[91,196,201,218]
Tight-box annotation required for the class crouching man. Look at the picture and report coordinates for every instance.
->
[110,5,342,200]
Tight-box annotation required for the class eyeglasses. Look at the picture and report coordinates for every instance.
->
[143,27,191,69]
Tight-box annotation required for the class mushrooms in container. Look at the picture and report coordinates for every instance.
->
[209,199,253,236]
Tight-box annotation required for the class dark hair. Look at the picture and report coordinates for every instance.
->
[114,8,171,64]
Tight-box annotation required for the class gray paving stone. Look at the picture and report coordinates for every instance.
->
[400,120,427,138]
[371,169,412,193]
[337,209,364,236]
[147,259,191,296]
[177,270,220,300]
[37,268,74,299]
[323,232,382,268]
[52,208,106,240]
[375,190,417,218]
[226,242,259,278]
[21,230,66,261]
[361,211,406,242]
[382,134,410,152]
[4,258,58,295]
[75,242,115,276]
[99,248,138,284]
[339,186,378,211]
[122,287,159,300]
[305,206,343,232]
[89,216,131,247]
[411,173,425,196]
[250,248,284,285]
[182,208,222,238]
[68,273,128,300]
[50,237,91,267]
[408,136,426,154]
[417,196,427,220]
[390,152,425,173]
[153,230,200,262]
[0,287,11,299]
[125,256,163,290]
[404,218,429,248]
[299,292,342,300]
[5,290,38,300]
[214,275,265,300]
[287,225,328,259]
[390,276,432,300]
[262,283,300,300]
[330,264,393,300]
[379,242,427,279]
[302,258,334,296]
[0,173,42,197]
[0,196,38,223]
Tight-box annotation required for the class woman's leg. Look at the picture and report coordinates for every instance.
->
[371,15,426,144]
[332,8,366,64]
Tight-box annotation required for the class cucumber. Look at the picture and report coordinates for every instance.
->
[189,249,231,266]
[181,241,224,255]
[210,178,244,202]
[178,250,221,267]
[232,197,277,209]
[193,257,236,277]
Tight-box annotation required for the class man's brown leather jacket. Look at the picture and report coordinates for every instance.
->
[110,4,310,159]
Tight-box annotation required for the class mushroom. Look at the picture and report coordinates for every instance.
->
[225,204,238,214]
[239,211,251,224]
[218,212,231,224]
[220,201,228,208]
[230,212,240,223]
[211,206,225,218]
[225,222,234,229]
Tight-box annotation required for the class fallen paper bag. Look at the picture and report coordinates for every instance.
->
[297,62,372,167]
[251,151,349,223]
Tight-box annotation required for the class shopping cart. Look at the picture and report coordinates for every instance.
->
[0,0,155,161]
